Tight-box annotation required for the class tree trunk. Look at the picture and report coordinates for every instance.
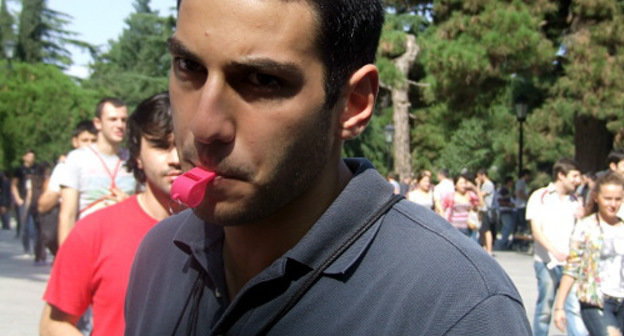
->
[391,34,419,180]
[574,114,613,173]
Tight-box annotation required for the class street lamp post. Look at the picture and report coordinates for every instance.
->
[515,100,528,178]
[384,124,395,172]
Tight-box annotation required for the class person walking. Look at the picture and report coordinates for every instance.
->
[495,176,517,250]
[36,121,97,257]
[57,98,137,246]
[527,158,588,336]
[553,171,624,336]
[476,168,496,255]
[10,150,39,256]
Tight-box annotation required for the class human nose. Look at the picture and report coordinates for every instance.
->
[189,77,236,145]
[168,146,180,167]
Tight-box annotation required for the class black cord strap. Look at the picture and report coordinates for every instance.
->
[255,194,403,335]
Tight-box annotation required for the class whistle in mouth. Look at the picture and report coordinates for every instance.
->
[170,167,216,208]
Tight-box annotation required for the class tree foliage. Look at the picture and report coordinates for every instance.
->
[84,0,174,107]
[14,0,91,68]
[0,61,97,169]
[0,0,14,59]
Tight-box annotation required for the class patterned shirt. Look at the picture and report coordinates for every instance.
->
[563,214,624,307]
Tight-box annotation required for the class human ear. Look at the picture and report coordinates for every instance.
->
[338,64,379,140]
[93,117,103,131]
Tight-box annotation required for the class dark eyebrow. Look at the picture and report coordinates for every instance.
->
[230,58,304,80]
[167,36,202,62]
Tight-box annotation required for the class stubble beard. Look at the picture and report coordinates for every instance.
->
[207,106,335,227]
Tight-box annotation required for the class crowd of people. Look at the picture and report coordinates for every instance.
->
[392,152,624,336]
[389,166,532,256]
[2,0,624,335]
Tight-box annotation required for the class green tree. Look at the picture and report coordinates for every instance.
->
[536,0,624,172]
[85,0,174,107]
[0,61,97,169]
[407,1,558,177]
[15,0,90,67]
[0,0,14,59]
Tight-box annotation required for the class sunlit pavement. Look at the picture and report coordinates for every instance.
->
[1,221,568,335]
[0,223,50,336]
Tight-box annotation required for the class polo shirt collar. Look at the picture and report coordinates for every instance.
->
[544,182,578,202]
[172,209,224,279]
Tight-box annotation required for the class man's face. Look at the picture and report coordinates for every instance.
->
[137,135,182,196]
[71,131,97,149]
[560,169,582,193]
[94,103,128,145]
[170,0,340,225]
[22,152,35,166]
[610,160,624,176]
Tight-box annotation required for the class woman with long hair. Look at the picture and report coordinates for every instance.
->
[554,171,624,336]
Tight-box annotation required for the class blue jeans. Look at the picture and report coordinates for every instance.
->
[0,210,9,229]
[580,297,624,336]
[533,262,588,336]
[495,210,516,250]
[18,205,36,254]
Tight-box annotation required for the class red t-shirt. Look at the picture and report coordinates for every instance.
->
[43,195,157,336]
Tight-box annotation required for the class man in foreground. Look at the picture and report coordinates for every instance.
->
[40,92,182,336]
[125,1,531,334]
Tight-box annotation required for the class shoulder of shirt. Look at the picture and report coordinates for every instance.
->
[65,146,92,160]
[378,200,521,298]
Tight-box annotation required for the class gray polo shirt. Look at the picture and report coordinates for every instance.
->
[126,159,531,335]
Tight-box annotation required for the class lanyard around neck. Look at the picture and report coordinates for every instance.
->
[87,145,122,189]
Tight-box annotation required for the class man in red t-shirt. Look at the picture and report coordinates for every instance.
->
[40,92,184,336]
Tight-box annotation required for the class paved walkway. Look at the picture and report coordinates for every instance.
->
[0,226,51,336]
[0,222,568,335]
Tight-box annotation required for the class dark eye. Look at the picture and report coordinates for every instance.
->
[248,72,281,89]
[172,57,206,81]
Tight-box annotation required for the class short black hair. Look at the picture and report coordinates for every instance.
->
[437,168,450,178]
[95,97,126,118]
[607,150,624,167]
[176,0,384,109]
[126,92,173,183]
[552,158,580,181]
[453,172,473,185]
[72,120,97,138]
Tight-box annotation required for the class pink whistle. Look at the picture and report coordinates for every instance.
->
[170,167,216,208]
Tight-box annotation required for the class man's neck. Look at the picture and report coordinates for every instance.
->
[137,183,177,221]
[554,181,570,197]
[223,159,353,299]
[95,136,119,156]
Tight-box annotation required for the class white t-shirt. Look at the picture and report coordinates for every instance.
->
[59,145,136,218]
[526,183,582,265]
[599,222,624,298]
[47,162,67,193]
[480,179,495,210]
[407,189,434,210]
[434,179,454,203]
